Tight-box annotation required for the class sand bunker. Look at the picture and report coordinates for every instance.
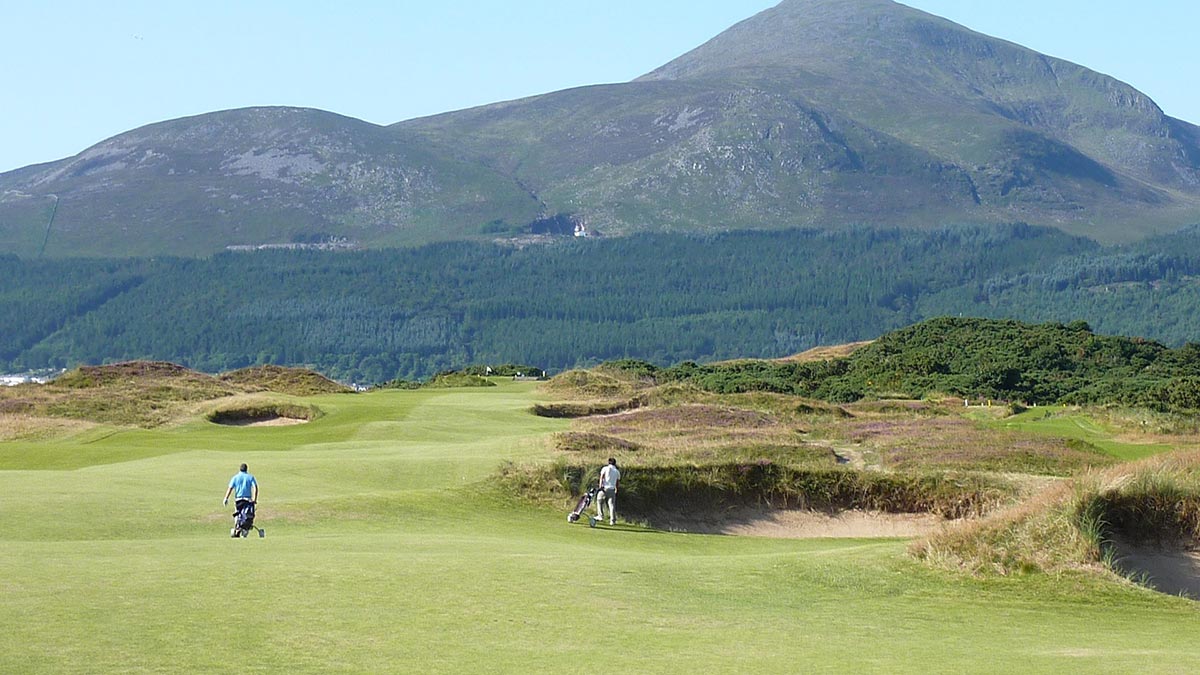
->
[215,415,308,427]
[1112,540,1200,599]
[207,404,315,427]
[649,507,955,539]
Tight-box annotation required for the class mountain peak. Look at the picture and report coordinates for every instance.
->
[638,0,944,82]
[637,0,1198,195]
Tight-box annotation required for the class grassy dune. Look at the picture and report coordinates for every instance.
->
[3,381,1200,672]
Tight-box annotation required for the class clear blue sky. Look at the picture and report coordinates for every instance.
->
[3,1,1197,173]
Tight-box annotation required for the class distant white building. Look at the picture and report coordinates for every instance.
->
[573,222,591,238]
[2,375,44,386]
[1,370,62,386]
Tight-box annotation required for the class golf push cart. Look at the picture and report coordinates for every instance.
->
[231,500,264,538]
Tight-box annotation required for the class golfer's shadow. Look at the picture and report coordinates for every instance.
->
[584,520,666,535]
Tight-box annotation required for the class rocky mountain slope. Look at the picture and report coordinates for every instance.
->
[0,108,540,256]
[404,0,1200,241]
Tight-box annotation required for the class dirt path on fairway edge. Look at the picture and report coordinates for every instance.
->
[1111,538,1200,600]
[646,507,960,539]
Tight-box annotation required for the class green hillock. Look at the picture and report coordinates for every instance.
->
[648,317,1200,412]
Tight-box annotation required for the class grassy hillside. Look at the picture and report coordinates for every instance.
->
[0,108,542,257]
[4,373,1200,671]
[398,80,989,236]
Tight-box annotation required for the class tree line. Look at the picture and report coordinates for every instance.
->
[2,223,1199,383]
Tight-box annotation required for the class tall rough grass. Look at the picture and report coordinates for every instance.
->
[500,460,1017,521]
[914,451,1200,576]
[913,482,1095,575]
[0,414,93,441]
[1077,454,1200,544]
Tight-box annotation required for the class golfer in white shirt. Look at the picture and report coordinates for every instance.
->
[596,457,621,525]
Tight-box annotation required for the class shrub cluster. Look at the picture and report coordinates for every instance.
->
[607,318,1200,412]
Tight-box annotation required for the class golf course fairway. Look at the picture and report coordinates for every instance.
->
[2,381,1199,673]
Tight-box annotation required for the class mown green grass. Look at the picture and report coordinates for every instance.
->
[2,382,1200,673]
[992,407,1173,461]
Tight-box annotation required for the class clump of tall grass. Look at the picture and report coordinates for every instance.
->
[913,481,1092,575]
[494,458,587,507]
[914,451,1200,576]
[1075,453,1200,545]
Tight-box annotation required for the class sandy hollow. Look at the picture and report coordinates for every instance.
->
[647,507,958,539]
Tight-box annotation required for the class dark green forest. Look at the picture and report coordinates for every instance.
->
[4,223,1200,383]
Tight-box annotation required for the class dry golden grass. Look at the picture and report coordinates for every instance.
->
[0,414,96,441]
[823,414,1116,475]
[775,340,874,362]
[914,451,1200,577]
[707,341,872,367]
[548,381,1118,476]
[912,480,1095,576]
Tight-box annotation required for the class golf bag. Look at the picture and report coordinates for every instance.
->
[567,487,597,523]
[232,500,257,537]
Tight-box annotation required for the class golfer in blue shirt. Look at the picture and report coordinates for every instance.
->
[223,463,258,537]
